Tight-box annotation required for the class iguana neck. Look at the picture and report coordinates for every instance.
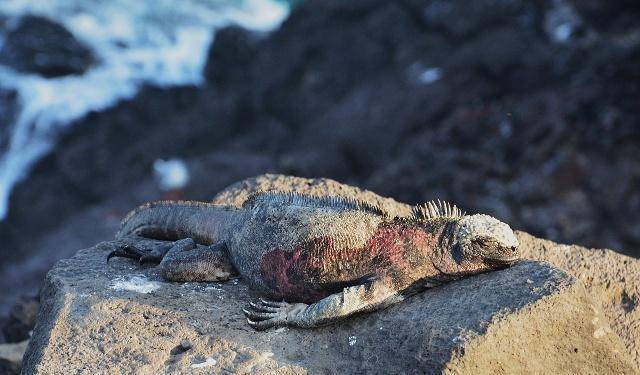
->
[429,218,490,278]
[117,200,246,245]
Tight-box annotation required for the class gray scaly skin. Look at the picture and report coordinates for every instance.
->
[109,191,520,330]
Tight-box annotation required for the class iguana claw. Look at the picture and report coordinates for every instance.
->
[107,243,146,263]
[107,239,171,265]
[243,299,308,330]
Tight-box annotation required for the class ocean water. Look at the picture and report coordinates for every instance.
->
[0,0,290,219]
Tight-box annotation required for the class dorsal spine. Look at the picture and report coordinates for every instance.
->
[243,191,388,217]
[411,199,465,221]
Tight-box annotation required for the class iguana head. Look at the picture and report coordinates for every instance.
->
[453,214,520,266]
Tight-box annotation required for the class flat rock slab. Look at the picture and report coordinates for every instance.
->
[23,241,635,374]
[519,231,640,366]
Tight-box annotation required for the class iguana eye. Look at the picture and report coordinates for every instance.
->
[474,238,493,247]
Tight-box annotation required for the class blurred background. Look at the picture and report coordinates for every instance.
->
[0,0,638,343]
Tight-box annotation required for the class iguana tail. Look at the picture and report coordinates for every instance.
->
[117,200,238,245]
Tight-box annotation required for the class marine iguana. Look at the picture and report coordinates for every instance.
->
[109,192,520,330]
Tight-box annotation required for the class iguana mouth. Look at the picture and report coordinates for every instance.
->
[484,255,519,265]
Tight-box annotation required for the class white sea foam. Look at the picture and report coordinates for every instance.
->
[153,158,190,190]
[0,0,289,219]
[417,67,442,85]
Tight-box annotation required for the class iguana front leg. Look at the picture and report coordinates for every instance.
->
[243,277,404,330]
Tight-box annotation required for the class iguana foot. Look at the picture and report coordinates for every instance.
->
[159,240,237,282]
[107,242,146,263]
[243,299,308,330]
[107,238,174,264]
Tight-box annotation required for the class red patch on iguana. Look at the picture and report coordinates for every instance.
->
[259,223,437,303]
[259,238,331,303]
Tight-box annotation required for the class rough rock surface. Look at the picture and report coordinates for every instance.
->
[0,15,95,77]
[520,232,640,367]
[22,245,635,374]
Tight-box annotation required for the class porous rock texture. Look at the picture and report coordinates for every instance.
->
[22,174,639,373]
[0,15,95,77]
[22,247,635,374]
[520,233,640,367]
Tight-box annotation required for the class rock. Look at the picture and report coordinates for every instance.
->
[0,15,95,77]
[519,232,640,367]
[238,0,640,254]
[0,340,28,374]
[1,295,39,343]
[204,25,259,86]
[0,86,18,151]
[0,85,230,265]
[569,0,640,33]
[22,243,635,373]
[20,174,640,372]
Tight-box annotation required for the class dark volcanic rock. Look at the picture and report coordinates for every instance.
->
[569,0,640,33]
[1,296,38,343]
[204,26,259,86]
[0,86,205,263]
[0,15,95,77]
[0,87,18,151]
[252,0,640,252]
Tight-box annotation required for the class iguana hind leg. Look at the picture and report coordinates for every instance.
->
[107,237,173,264]
[159,239,238,282]
[243,276,404,330]
[108,237,238,282]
